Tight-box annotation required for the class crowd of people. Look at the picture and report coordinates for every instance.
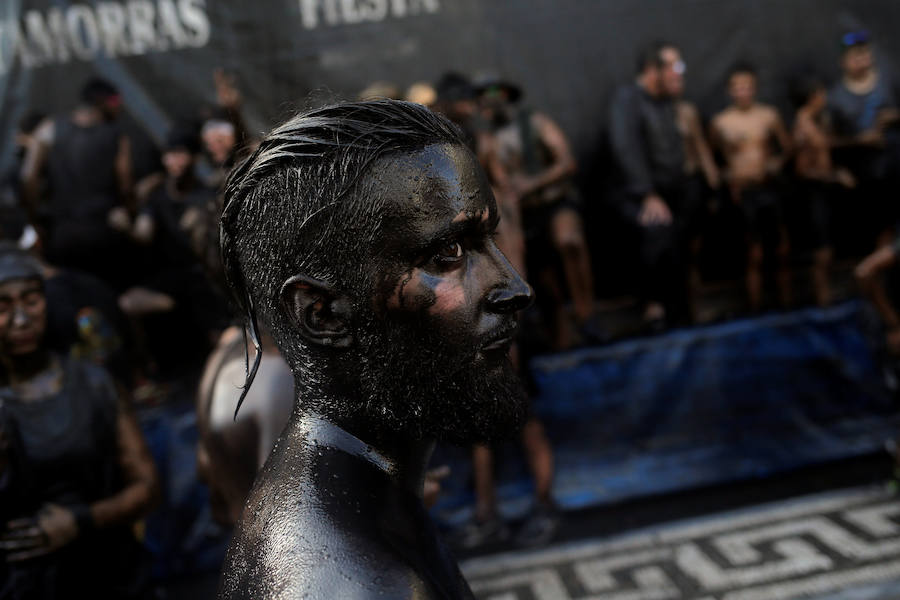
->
[1,26,900,597]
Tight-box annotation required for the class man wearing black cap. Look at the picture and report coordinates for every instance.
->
[21,78,133,289]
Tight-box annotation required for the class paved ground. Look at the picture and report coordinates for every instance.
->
[461,485,900,600]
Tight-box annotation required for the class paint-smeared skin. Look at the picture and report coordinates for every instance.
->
[218,415,471,599]
[220,141,533,599]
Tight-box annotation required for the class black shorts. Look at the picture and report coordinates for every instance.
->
[797,179,831,250]
[522,194,583,267]
[738,183,785,247]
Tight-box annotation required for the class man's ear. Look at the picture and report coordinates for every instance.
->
[280,274,354,349]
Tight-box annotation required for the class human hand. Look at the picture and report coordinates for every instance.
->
[857,128,885,147]
[509,174,538,198]
[423,465,451,509]
[132,214,154,244]
[107,207,131,232]
[834,167,857,189]
[638,194,672,227]
[0,504,79,562]
[214,68,241,110]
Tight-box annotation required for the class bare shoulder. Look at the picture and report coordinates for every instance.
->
[759,103,781,122]
[678,100,699,120]
[711,108,732,129]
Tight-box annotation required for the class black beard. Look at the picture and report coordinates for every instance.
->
[341,309,529,446]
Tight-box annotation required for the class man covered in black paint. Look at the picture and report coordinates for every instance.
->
[217,100,533,599]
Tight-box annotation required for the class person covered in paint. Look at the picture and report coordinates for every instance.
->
[217,100,533,599]
[710,62,793,312]
[0,247,159,599]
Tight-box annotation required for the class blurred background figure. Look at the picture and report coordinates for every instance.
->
[610,42,690,329]
[194,326,293,527]
[406,82,438,107]
[20,79,134,290]
[358,81,402,100]
[0,246,158,599]
[711,63,793,312]
[829,31,900,249]
[791,74,856,307]
[480,76,596,349]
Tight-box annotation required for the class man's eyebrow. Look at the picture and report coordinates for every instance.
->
[439,209,496,238]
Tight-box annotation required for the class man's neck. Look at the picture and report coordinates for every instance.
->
[292,411,434,498]
[2,349,53,387]
[637,74,660,98]
[845,69,877,94]
[71,105,104,126]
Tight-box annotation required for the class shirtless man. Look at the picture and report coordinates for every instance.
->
[791,76,856,306]
[479,79,593,349]
[711,63,792,312]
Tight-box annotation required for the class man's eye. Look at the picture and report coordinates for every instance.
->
[434,241,464,262]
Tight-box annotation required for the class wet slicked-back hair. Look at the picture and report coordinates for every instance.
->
[220,100,465,415]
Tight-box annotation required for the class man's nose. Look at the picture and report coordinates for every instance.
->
[11,305,29,327]
[486,272,534,314]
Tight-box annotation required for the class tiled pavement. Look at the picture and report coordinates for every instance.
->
[461,486,900,600]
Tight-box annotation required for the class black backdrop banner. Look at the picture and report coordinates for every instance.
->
[3,0,900,178]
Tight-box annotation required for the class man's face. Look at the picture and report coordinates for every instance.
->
[659,46,685,98]
[350,143,533,444]
[203,123,236,165]
[0,278,47,357]
[162,149,193,178]
[843,45,874,78]
[729,72,757,109]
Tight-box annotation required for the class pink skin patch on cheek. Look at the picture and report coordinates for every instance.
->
[428,278,466,316]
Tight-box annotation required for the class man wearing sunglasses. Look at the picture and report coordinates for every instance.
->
[609,41,690,329]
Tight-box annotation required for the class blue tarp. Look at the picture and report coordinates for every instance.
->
[433,301,898,525]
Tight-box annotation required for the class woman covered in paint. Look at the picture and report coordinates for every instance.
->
[0,248,159,599]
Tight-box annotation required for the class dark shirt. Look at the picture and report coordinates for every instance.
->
[609,83,685,198]
[828,74,897,137]
[139,178,214,272]
[0,357,148,599]
[46,116,121,222]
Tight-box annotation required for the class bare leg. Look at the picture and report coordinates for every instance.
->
[776,227,792,309]
[472,445,497,521]
[539,267,574,350]
[551,208,595,323]
[746,240,764,312]
[520,418,554,506]
[812,246,833,307]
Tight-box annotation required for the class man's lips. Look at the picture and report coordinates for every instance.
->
[480,325,518,352]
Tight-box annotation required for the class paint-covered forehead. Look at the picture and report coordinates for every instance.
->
[372,143,495,244]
